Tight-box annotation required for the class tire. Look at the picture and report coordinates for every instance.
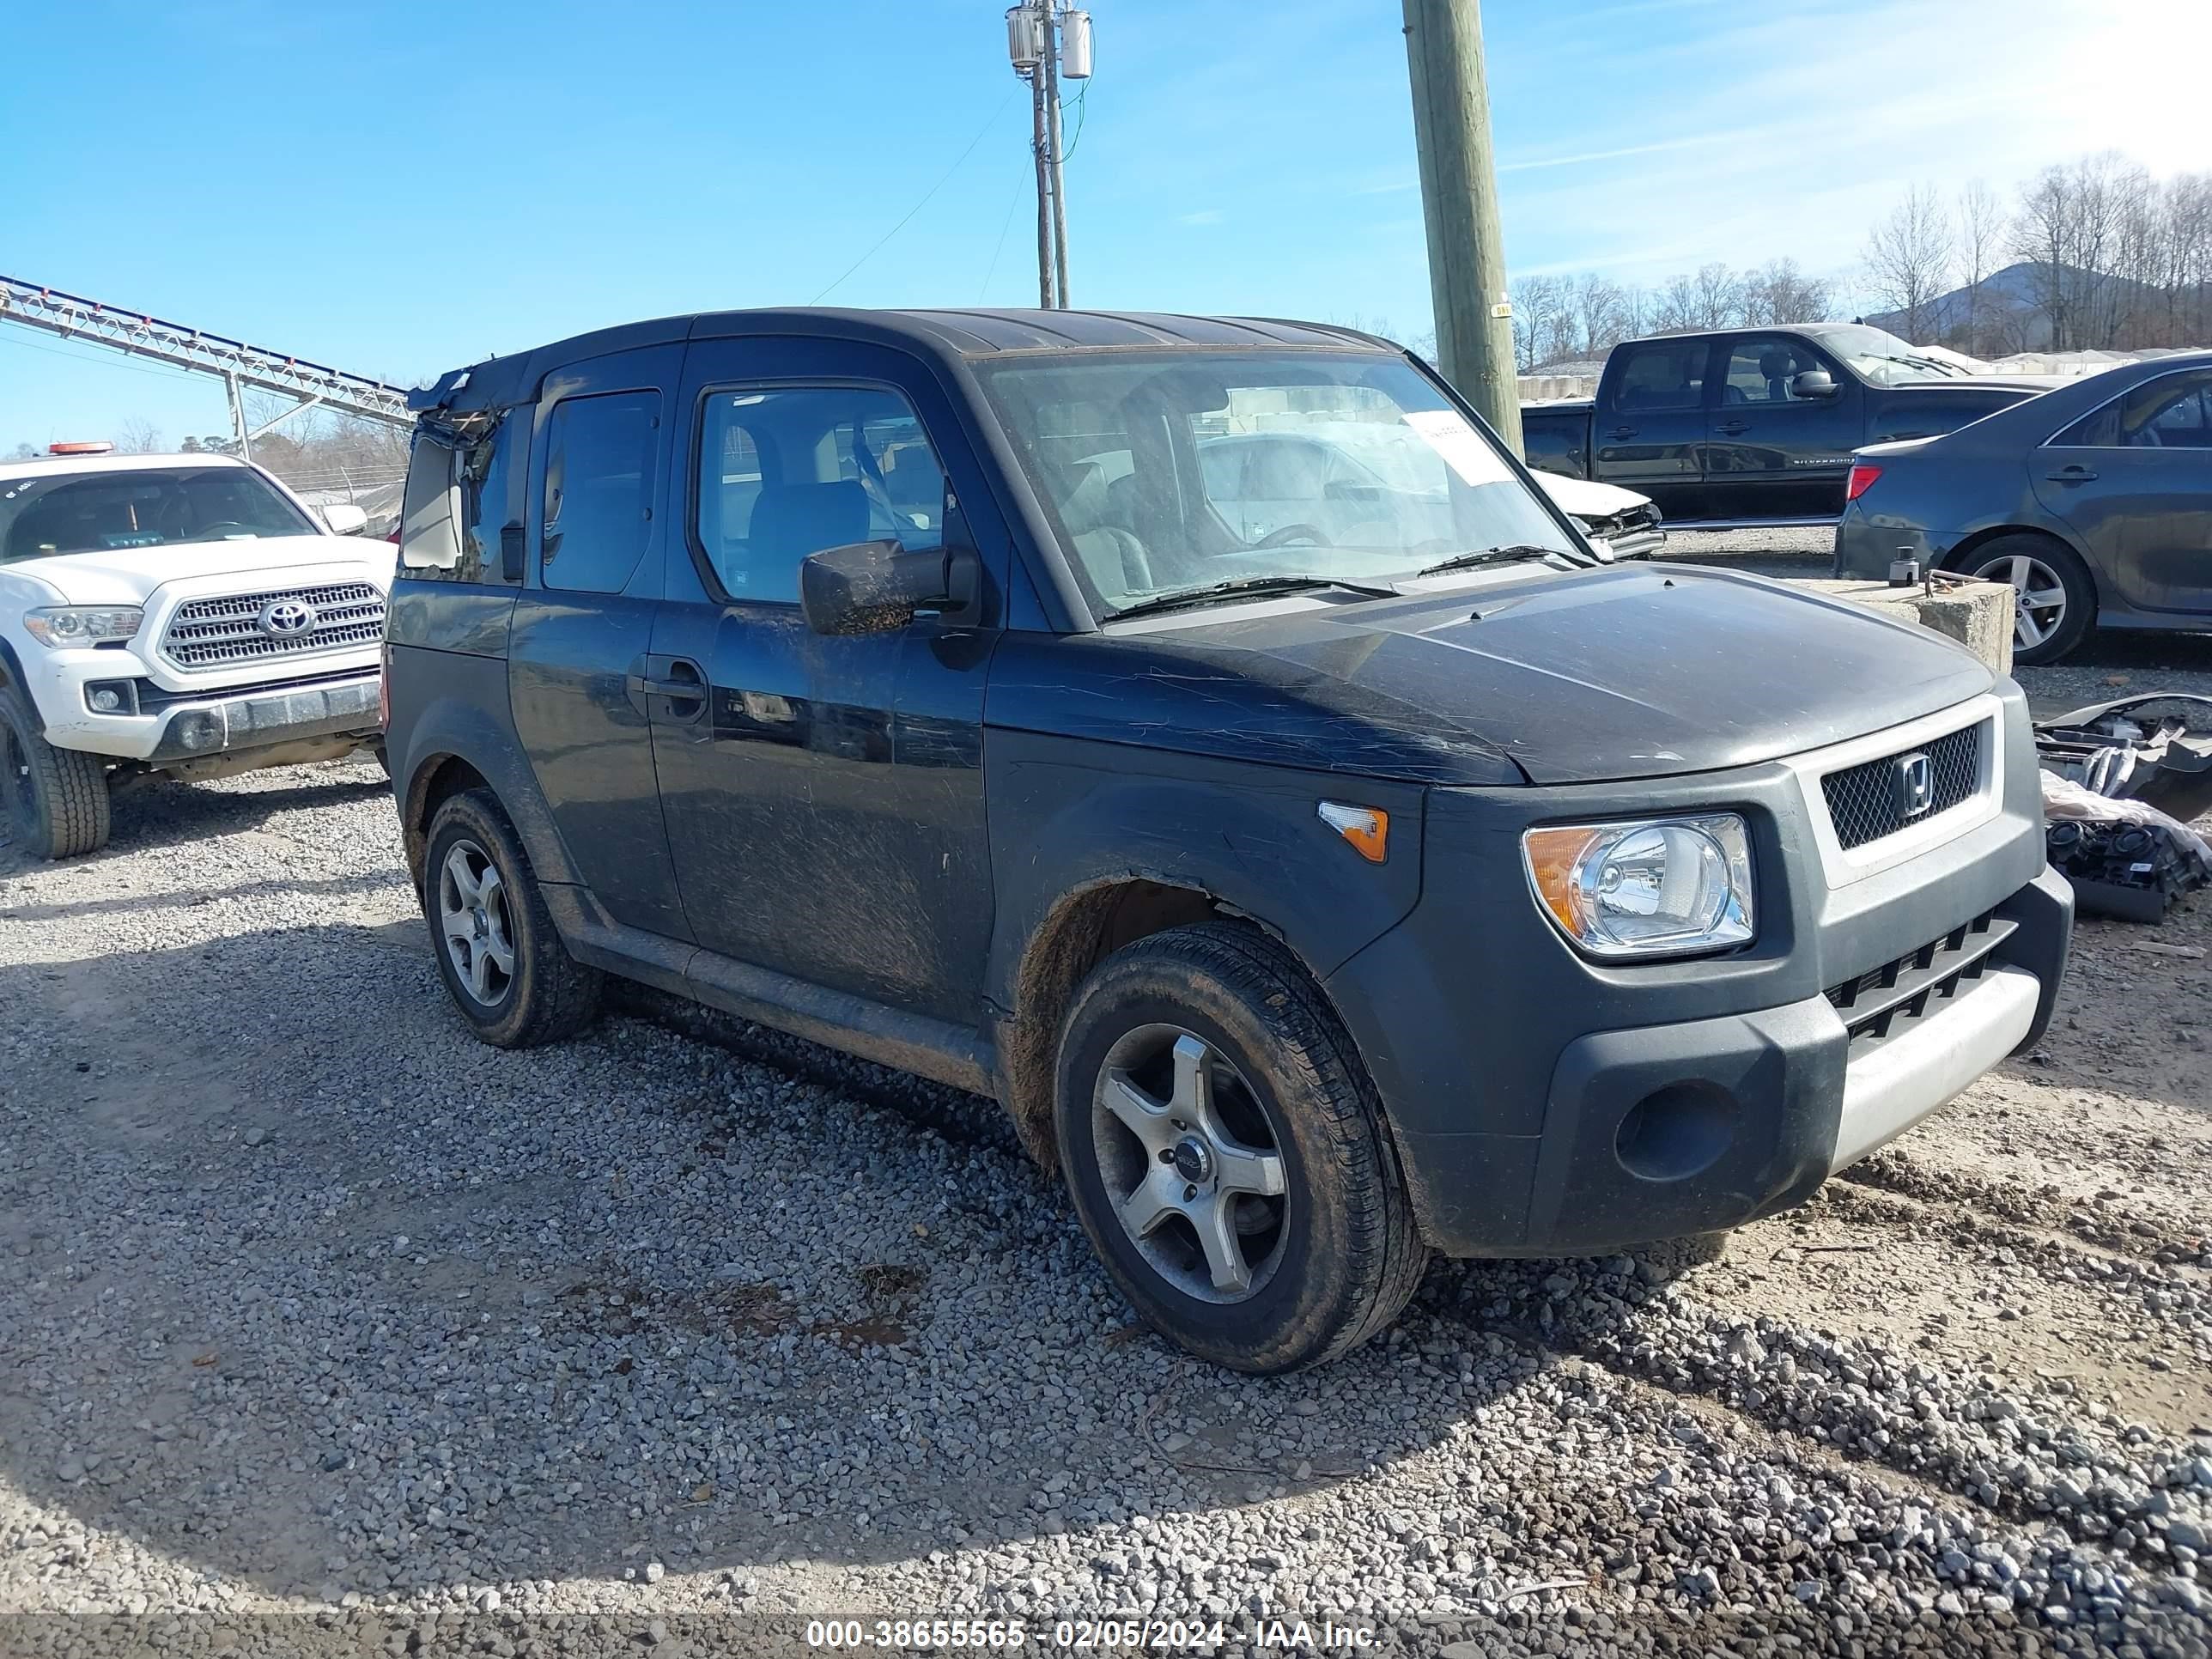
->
[0,694,110,860]
[1951,532,2096,665]
[1054,921,1427,1374]
[421,788,602,1047]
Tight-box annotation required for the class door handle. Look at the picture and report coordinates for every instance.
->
[1608,425,1638,440]
[1716,419,1748,435]
[625,657,708,722]
[2045,465,2099,483]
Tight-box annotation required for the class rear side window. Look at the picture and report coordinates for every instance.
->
[542,391,660,593]
[401,418,524,581]
[693,386,947,604]
[2054,369,2212,449]
[1612,340,1707,411]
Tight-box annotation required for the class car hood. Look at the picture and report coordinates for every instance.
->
[990,564,1994,787]
[20,535,386,605]
[1887,376,2060,397]
[1532,471,1655,519]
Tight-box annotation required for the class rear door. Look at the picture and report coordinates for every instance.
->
[648,334,1000,1024]
[1592,337,1713,518]
[1704,333,1864,520]
[506,346,691,939]
[2036,367,2212,616]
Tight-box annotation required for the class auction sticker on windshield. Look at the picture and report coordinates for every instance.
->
[1400,408,1511,488]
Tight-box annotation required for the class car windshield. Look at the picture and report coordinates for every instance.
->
[0,465,315,565]
[1811,325,1968,386]
[975,349,1579,617]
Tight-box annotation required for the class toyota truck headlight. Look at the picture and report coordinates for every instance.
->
[1522,814,1755,960]
[23,605,143,647]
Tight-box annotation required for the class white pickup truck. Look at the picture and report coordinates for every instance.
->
[0,446,392,858]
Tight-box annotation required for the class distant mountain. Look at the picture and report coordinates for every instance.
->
[1863,260,2155,350]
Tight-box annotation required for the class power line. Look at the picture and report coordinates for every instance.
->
[979,161,1030,302]
[810,87,1019,305]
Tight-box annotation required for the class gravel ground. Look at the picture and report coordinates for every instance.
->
[3,583,2210,1656]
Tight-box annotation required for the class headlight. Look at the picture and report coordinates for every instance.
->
[23,605,143,647]
[1522,813,1755,960]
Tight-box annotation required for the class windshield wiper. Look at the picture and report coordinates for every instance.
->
[1105,574,1399,623]
[1416,544,1574,578]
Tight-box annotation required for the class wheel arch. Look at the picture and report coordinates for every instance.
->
[0,636,40,732]
[392,696,582,896]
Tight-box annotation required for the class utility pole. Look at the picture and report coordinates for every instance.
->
[1402,0,1522,454]
[1007,3,1091,309]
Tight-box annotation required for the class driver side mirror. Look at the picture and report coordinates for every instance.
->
[319,502,369,535]
[800,539,979,636]
[1791,369,1838,400]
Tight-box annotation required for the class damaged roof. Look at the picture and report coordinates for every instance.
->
[410,307,1395,416]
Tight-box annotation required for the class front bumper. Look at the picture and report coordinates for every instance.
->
[1323,684,2073,1257]
[40,660,381,764]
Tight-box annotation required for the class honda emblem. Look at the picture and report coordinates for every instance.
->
[1894,751,1935,820]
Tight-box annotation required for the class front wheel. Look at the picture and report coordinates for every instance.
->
[422,788,602,1047]
[0,695,110,860]
[1054,921,1427,1373]
[1955,533,2096,665]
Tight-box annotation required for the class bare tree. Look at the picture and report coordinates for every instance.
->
[2010,152,2131,349]
[1739,258,1831,325]
[1955,179,2003,354]
[1863,185,1954,343]
[1570,271,1635,356]
[114,417,165,455]
[7,441,38,461]
[1509,276,1571,371]
[1692,262,1742,329]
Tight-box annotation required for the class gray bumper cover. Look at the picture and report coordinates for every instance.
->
[149,674,380,762]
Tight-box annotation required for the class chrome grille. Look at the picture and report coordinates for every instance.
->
[1820,721,1984,851]
[161,581,385,670]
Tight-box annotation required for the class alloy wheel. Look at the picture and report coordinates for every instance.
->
[438,838,516,1006]
[1091,1024,1289,1302]
[1972,550,2069,653]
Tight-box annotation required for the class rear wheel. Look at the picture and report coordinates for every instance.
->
[1954,532,2095,665]
[1054,921,1427,1373]
[422,788,602,1047]
[0,695,110,860]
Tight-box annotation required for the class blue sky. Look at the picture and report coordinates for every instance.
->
[4,0,2207,448]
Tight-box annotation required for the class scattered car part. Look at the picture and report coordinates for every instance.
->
[2040,768,2211,922]
[2034,694,2212,824]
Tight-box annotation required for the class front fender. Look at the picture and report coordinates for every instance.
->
[984,730,1426,1012]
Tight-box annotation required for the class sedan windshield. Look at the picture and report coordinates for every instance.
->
[0,466,315,565]
[975,349,1580,617]
[1811,325,1968,386]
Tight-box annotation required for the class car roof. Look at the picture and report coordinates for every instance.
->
[0,451,251,483]
[416,307,1397,418]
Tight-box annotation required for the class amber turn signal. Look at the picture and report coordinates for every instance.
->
[1317,800,1389,863]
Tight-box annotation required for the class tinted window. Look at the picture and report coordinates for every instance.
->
[541,391,659,593]
[2055,370,2212,449]
[695,386,947,604]
[1612,341,1707,411]
[1721,337,1826,405]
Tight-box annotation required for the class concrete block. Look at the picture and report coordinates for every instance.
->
[1781,577,2015,677]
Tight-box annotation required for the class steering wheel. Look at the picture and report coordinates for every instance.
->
[195,521,251,537]
[1255,523,1328,549]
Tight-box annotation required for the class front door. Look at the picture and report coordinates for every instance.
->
[649,336,1000,1024]
[506,345,690,939]
[2036,367,2212,616]
[1593,337,1713,520]
[1703,334,1864,520]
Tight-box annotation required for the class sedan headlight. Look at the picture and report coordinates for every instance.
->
[23,605,143,647]
[1522,813,1755,960]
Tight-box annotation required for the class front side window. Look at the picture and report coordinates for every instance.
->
[1612,340,1708,411]
[2056,370,2212,449]
[1721,337,1827,405]
[541,391,659,594]
[0,465,315,565]
[694,386,947,604]
[977,349,1577,616]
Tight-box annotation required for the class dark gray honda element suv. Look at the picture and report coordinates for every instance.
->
[384,308,2070,1373]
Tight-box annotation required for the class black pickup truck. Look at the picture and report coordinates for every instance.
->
[1522,324,2051,527]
